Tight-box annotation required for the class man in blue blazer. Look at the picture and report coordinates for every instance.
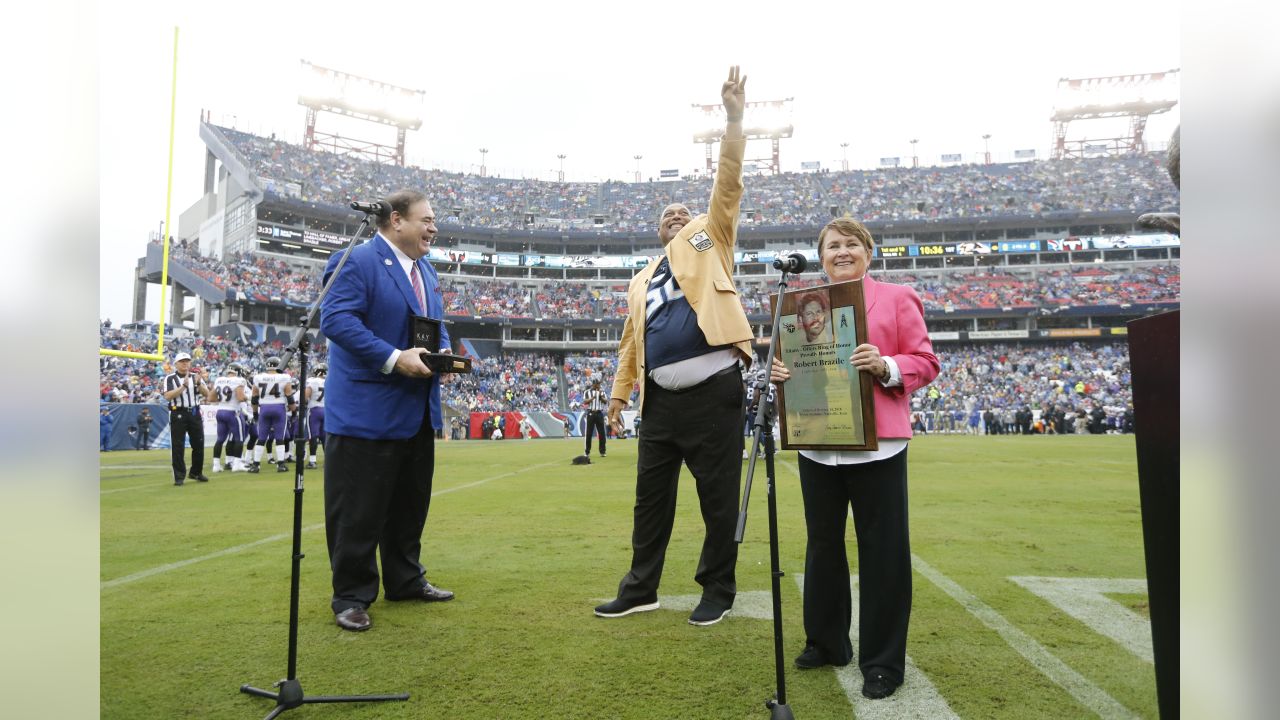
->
[320,189,454,632]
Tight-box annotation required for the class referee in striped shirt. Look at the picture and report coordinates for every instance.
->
[162,352,214,486]
[583,379,608,458]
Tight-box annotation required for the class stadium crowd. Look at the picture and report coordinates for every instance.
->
[101,319,1134,438]
[702,266,1179,316]
[164,239,315,306]
[104,127,1175,429]
[906,342,1134,435]
[535,284,610,319]
[457,280,533,317]
[903,265,1181,311]
[152,239,1181,318]
[446,352,561,413]
[218,125,1178,229]
[99,323,327,404]
[563,352,620,409]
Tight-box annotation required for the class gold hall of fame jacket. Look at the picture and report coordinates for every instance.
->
[611,132,753,414]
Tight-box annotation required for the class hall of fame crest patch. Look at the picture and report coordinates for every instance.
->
[686,231,713,252]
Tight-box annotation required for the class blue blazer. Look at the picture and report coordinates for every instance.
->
[320,234,450,440]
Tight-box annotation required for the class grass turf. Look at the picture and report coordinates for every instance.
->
[101,434,1156,719]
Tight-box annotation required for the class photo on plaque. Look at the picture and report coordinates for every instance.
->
[774,280,877,451]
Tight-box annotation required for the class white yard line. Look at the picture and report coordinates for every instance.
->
[912,556,1139,719]
[1009,576,1153,663]
[101,484,162,495]
[101,464,170,470]
[101,530,304,590]
[776,457,1138,718]
[794,574,960,720]
[101,461,557,590]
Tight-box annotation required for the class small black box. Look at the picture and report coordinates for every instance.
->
[409,315,472,374]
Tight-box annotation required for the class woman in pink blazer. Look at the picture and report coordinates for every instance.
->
[771,218,940,700]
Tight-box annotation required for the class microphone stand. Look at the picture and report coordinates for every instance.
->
[735,263,799,720]
[240,212,409,717]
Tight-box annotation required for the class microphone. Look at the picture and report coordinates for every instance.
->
[772,251,808,274]
[350,199,389,216]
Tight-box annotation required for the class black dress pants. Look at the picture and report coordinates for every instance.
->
[324,416,436,613]
[798,449,911,684]
[614,367,744,609]
[169,408,204,480]
[585,410,607,455]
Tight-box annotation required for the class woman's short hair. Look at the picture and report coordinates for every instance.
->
[817,217,875,260]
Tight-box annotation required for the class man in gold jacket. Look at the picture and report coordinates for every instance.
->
[596,66,753,627]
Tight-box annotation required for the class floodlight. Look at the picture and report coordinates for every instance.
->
[297,61,426,166]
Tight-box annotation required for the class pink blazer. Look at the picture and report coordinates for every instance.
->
[862,275,940,439]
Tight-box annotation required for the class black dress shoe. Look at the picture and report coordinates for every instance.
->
[861,670,901,699]
[794,644,826,669]
[688,599,731,626]
[335,607,371,631]
[392,582,455,602]
[794,644,850,670]
[594,595,659,618]
[189,474,209,482]
[420,582,455,601]
[173,478,184,487]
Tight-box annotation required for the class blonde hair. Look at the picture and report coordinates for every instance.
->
[817,218,875,260]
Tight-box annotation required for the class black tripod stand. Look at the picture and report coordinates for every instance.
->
[240,208,409,718]
[735,255,806,720]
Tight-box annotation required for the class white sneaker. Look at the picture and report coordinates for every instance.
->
[211,462,222,473]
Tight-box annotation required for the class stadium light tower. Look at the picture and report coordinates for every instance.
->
[1050,69,1179,159]
[692,97,794,175]
[297,60,424,167]
[557,154,567,183]
[479,148,488,177]
[633,154,643,183]
[910,138,919,168]
[982,134,992,165]
[840,142,849,171]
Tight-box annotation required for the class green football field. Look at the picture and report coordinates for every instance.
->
[100,434,1155,719]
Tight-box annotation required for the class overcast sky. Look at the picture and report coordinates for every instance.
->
[99,0,1180,323]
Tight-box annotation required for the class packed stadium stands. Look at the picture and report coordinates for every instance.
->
[104,124,1179,434]
[101,320,1133,436]
[99,323,329,404]
[909,341,1133,434]
[448,352,562,413]
[147,238,1181,318]
[218,125,1178,228]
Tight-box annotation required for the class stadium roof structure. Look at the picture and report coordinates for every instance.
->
[1050,70,1179,160]
[297,60,425,167]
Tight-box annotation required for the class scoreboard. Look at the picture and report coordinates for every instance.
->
[913,243,950,256]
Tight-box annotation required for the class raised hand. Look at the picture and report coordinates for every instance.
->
[722,65,747,121]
